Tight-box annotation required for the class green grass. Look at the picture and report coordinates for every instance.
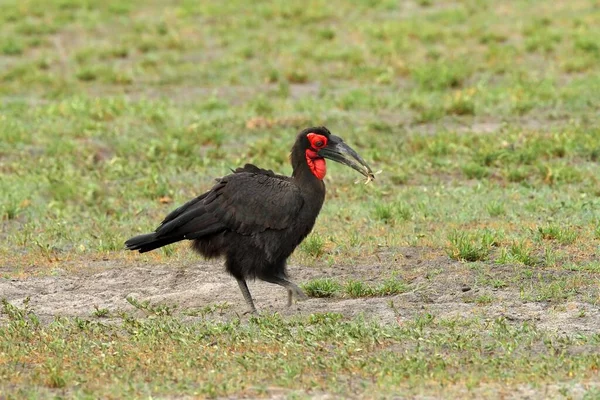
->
[475,294,495,305]
[2,300,599,398]
[2,1,600,267]
[446,230,498,262]
[344,279,375,297]
[497,240,538,266]
[536,224,578,245]
[301,277,342,298]
[565,262,600,273]
[299,233,326,257]
[1,0,600,397]
[302,276,407,298]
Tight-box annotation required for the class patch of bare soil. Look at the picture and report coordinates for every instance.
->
[1,248,599,336]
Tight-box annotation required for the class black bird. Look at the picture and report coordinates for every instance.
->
[125,127,373,313]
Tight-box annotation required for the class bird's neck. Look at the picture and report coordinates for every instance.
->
[291,150,326,190]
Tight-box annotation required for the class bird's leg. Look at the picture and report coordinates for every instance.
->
[261,275,308,306]
[236,278,258,314]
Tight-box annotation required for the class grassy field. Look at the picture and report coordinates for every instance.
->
[1,0,600,398]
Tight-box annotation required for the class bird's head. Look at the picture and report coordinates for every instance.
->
[294,126,374,181]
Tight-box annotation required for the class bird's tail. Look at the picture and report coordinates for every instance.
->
[125,233,181,253]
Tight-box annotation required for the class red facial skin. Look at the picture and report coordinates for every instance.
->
[305,133,328,180]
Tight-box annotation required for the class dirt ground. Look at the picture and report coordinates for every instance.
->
[2,249,600,399]
[2,247,599,336]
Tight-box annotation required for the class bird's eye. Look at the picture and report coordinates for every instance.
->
[307,133,327,149]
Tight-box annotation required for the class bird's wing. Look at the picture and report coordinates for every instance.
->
[203,169,304,235]
[153,164,262,234]
[231,163,288,180]
[153,166,304,239]
[154,190,225,240]
[159,192,209,226]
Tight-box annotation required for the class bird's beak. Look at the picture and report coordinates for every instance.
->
[318,135,374,179]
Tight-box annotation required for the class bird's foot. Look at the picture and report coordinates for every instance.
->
[295,289,308,301]
[236,278,258,315]
[287,287,308,307]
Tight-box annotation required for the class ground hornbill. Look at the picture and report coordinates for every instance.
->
[125,127,374,313]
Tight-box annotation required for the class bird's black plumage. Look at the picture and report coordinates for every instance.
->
[125,127,373,313]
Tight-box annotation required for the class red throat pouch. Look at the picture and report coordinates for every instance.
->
[305,150,326,180]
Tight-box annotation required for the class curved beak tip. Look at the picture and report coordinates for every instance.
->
[363,169,381,184]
